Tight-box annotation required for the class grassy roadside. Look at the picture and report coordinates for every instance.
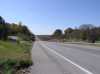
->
[0,40,33,74]
[64,41,100,47]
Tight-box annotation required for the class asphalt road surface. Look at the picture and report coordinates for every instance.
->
[30,41,100,74]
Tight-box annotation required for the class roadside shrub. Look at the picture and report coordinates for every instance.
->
[0,59,33,74]
[0,59,17,68]
[16,60,33,70]
[0,59,17,74]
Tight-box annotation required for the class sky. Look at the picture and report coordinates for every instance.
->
[0,0,100,35]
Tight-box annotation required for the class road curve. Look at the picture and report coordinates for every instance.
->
[30,41,100,74]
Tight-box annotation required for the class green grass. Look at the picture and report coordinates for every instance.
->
[0,41,32,60]
[0,40,33,74]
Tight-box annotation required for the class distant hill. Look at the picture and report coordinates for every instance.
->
[37,35,52,41]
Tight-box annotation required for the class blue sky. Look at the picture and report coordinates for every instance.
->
[0,0,100,35]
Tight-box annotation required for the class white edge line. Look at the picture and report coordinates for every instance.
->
[39,41,93,74]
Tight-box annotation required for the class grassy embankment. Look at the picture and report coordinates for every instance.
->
[0,40,33,74]
[64,40,100,47]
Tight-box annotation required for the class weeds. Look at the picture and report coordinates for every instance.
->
[0,59,33,74]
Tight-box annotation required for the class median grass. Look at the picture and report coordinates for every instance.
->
[0,40,33,74]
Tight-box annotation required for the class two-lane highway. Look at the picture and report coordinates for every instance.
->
[30,41,100,74]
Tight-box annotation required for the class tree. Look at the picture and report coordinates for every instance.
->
[64,28,73,39]
[88,28,97,43]
[94,27,100,41]
[79,24,94,30]
[79,24,95,41]
[0,16,5,24]
[70,29,81,40]
[0,16,35,41]
[0,16,8,40]
[52,29,63,39]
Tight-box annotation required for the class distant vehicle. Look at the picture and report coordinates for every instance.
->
[8,36,19,42]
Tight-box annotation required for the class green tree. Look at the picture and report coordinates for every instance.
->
[64,28,73,39]
[52,29,63,39]
[0,16,8,40]
[79,24,94,41]
[0,16,35,41]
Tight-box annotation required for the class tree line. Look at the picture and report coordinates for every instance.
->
[52,24,100,43]
[0,16,35,41]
